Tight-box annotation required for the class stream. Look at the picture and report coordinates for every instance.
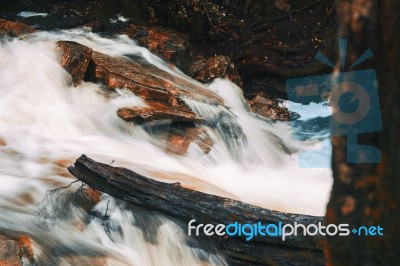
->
[0,28,332,265]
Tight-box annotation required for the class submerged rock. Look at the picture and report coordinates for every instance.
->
[166,125,213,155]
[0,19,36,37]
[56,41,92,86]
[0,236,34,266]
[117,101,204,124]
[248,93,299,121]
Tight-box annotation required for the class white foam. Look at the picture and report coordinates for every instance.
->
[17,11,48,18]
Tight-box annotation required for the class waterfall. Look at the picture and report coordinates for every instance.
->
[0,28,332,265]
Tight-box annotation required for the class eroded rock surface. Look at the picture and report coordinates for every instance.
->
[0,238,21,266]
[121,25,243,86]
[0,236,34,266]
[190,55,242,86]
[86,51,222,106]
[56,41,92,86]
[0,19,36,37]
[122,25,190,68]
[117,101,204,124]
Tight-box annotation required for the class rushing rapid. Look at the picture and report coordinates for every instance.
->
[0,28,332,265]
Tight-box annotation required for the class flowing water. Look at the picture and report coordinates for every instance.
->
[0,28,332,265]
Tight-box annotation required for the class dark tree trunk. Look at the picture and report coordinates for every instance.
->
[327,0,400,265]
[68,155,326,266]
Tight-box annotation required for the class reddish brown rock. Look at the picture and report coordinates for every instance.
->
[0,236,33,266]
[166,126,213,155]
[122,25,190,67]
[0,19,36,38]
[191,55,242,87]
[121,25,242,87]
[248,93,299,121]
[56,41,93,86]
[117,101,203,124]
[183,55,207,78]
[85,50,222,115]
[16,237,34,264]
[0,237,21,266]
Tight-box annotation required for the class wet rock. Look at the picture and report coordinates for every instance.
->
[142,0,336,99]
[166,125,213,155]
[183,55,207,78]
[121,25,242,87]
[0,236,34,266]
[85,50,223,116]
[54,40,224,127]
[248,93,299,121]
[56,41,93,86]
[122,25,190,67]
[0,237,21,266]
[117,101,204,124]
[0,19,36,37]
[16,236,34,264]
[190,55,242,86]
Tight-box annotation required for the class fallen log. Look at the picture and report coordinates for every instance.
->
[68,155,326,266]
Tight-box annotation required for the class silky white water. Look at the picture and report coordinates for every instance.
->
[0,29,332,265]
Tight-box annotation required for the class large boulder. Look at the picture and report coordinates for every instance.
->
[0,19,36,38]
[84,50,223,112]
[56,41,92,86]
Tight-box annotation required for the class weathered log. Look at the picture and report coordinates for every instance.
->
[68,155,326,266]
